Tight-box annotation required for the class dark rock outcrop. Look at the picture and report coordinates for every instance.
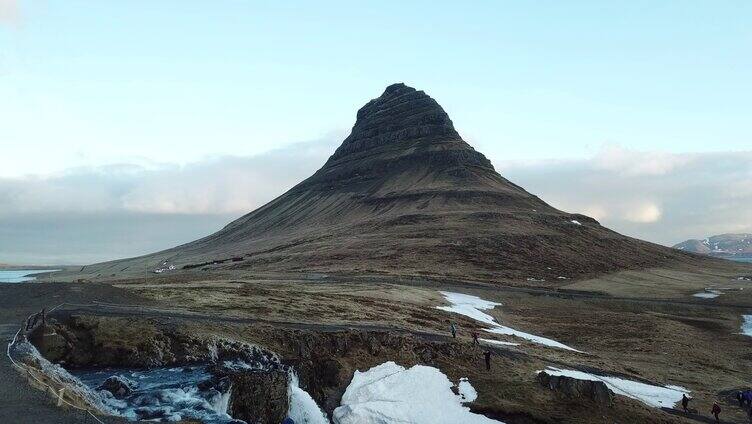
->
[537,371,613,406]
[29,315,282,370]
[228,370,289,424]
[98,375,137,398]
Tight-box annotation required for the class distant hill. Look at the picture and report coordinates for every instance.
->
[65,83,715,283]
[674,234,752,260]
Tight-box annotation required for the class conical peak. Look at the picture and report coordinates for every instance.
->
[382,82,412,96]
[331,83,461,160]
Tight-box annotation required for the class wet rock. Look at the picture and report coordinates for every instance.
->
[537,371,613,405]
[228,370,289,424]
[198,375,232,394]
[27,324,71,363]
[99,375,138,398]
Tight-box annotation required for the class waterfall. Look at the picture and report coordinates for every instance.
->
[287,371,330,424]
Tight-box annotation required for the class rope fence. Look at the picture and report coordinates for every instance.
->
[5,304,110,424]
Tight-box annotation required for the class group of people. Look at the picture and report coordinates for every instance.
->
[451,320,746,423]
[735,390,752,423]
[682,394,725,423]
[449,320,492,370]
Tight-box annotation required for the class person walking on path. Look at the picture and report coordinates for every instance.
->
[450,321,457,339]
[483,350,491,371]
[472,331,480,346]
[681,394,691,413]
[711,402,721,423]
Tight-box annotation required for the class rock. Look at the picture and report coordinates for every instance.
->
[228,370,289,424]
[537,371,613,405]
[27,324,71,363]
[134,407,169,421]
[98,375,138,399]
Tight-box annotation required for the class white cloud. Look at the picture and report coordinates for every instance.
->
[593,145,693,176]
[624,202,661,223]
[0,137,339,217]
[500,147,752,245]
[1,142,750,264]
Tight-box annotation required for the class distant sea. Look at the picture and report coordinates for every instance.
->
[720,256,752,264]
[728,257,752,264]
[0,269,58,283]
[721,256,752,264]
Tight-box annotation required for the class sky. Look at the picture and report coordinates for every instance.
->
[1,1,750,264]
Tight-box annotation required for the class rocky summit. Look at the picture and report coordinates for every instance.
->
[68,83,710,283]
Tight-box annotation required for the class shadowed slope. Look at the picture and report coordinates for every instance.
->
[68,83,709,283]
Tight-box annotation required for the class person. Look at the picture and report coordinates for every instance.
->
[472,331,480,346]
[450,321,457,338]
[483,350,491,371]
[739,391,745,408]
[681,393,690,412]
[711,402,721,423]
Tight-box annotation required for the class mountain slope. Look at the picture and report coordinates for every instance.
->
[71,83,707,283]
[674,233,752,259]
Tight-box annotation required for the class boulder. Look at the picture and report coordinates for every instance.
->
[98,375,138,398]
[537,371,613,405]
[228,369,289,424]
[27,324,71,363]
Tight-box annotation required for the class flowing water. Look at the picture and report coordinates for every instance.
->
[71,365,238,423]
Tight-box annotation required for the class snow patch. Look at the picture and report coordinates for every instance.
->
[436,291,581,352]
[741,315,752,337]
[457,378,478,403]
[692,290,722,299]
[479,338,520,347]
[570,220,582,226]
[539,367,689,408]
[332,362,502,424]
[436,292,500,326]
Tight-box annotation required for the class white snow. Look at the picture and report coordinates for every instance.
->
[436,292,500,326]
[741,315,752,337]
[436,291,582,352]
[485,326,580,352]
[692,290,722,299]
[570,220,582,225]
[288,373,330,424]
[332,362,502,424]
[540,367,689,408]
[457,377,478,402]
[479,338,520,347]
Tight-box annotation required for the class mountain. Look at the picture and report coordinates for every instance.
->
[674,233,752,260]
[69,83,707,283]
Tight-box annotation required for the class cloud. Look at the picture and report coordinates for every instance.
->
[0,137,339,264]
[499,147,752,245]
[1,141,751,264]
[592,145,693,176]
[0,137,339,217]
